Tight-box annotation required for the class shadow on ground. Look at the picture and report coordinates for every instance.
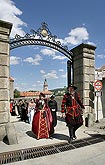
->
[26,131,69,141]
[26,131,36,139]
[52,133,69,141]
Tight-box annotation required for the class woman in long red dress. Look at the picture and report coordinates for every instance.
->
[32,93,54,139]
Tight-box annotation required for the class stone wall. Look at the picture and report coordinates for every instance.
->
[71,43,96,126]
[0,20,12,127]
[0,20,18,144]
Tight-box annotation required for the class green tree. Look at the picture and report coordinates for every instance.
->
[14,89,20,98]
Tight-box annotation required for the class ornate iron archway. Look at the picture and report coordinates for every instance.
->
[0,20,97,145]
[9,22,73,85]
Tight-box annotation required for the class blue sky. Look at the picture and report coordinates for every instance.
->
[0,0,105,91]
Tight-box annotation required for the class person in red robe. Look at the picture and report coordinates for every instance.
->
[32,93,54,139]
[61,84,85,143]
[10,99,13,114]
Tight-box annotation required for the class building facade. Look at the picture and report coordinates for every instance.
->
[20,78,53,99]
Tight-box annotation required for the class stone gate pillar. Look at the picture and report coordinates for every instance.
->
[0,20,18,144]
[71,43,96,127]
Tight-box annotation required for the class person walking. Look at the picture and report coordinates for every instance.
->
[28,99,36,124]
[48,95,58,129]
[32,93,54,139]
[22,99,29,122]
[61,84,85,143]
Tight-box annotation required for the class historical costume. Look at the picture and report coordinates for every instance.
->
[61,84,85,143]
[10,99,13,114]
[48,95,58,127]
[32,93,54,139]
[28,99,36,124]
[21,100,28,122]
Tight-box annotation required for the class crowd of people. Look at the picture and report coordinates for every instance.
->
[10,93,58,139]
[10,84,85,143]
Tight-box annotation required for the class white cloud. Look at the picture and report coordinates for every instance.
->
[41,48,66,60]
[63,27,89,45]
[43,70,58,79]
[40,49,55,56]
[87,41,96,46]
[37,80,41,83]
[52,55,66,60]
[59,69,64,72]
[10,56,21,65]
[36,81,43,85]
[24,54,42,65]
[60,73,67,78]
[0,0,26,38]
[97,54,105,59]
[40,70,46,74]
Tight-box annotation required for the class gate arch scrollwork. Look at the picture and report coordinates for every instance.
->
[9,22,73,61]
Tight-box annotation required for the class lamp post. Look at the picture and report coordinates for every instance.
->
[96,94,99,123]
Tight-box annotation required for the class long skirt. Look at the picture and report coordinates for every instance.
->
[32,108,54,139]
[28,109,35,124]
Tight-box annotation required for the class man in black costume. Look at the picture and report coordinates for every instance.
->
[48,95,58,129]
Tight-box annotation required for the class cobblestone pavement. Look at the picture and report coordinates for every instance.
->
[0,113,105,164]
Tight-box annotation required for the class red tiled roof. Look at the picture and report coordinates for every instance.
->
[20,91,53,97]
[9,77,14,81]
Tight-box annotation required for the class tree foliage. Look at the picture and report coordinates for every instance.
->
[14,89,20,98]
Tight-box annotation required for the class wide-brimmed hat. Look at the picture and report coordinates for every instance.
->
[67,84,77,90]
[40,92,45,97]
[50,95,55,99]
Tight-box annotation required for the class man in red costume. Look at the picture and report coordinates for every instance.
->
[61,84,85,143]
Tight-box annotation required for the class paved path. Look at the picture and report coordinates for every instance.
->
[0,113,105,164]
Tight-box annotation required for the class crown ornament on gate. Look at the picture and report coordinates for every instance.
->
[39,22,50,37]
[30,22,57,42]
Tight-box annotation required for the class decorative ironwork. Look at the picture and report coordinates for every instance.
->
[9,22,73,61]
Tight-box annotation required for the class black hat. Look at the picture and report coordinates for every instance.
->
[40,92,45,97]
[68,84,77,90]
[50,95,55,99]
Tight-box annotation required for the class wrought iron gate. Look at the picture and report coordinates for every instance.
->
[9,22,73,85]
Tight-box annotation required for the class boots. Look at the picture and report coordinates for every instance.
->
[73,129,77,139]
[68,126,78,143]
[68,126,74,143]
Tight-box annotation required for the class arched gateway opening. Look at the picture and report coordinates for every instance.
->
[0,20,96,144]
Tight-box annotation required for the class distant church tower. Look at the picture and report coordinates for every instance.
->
[43,78,48,91]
